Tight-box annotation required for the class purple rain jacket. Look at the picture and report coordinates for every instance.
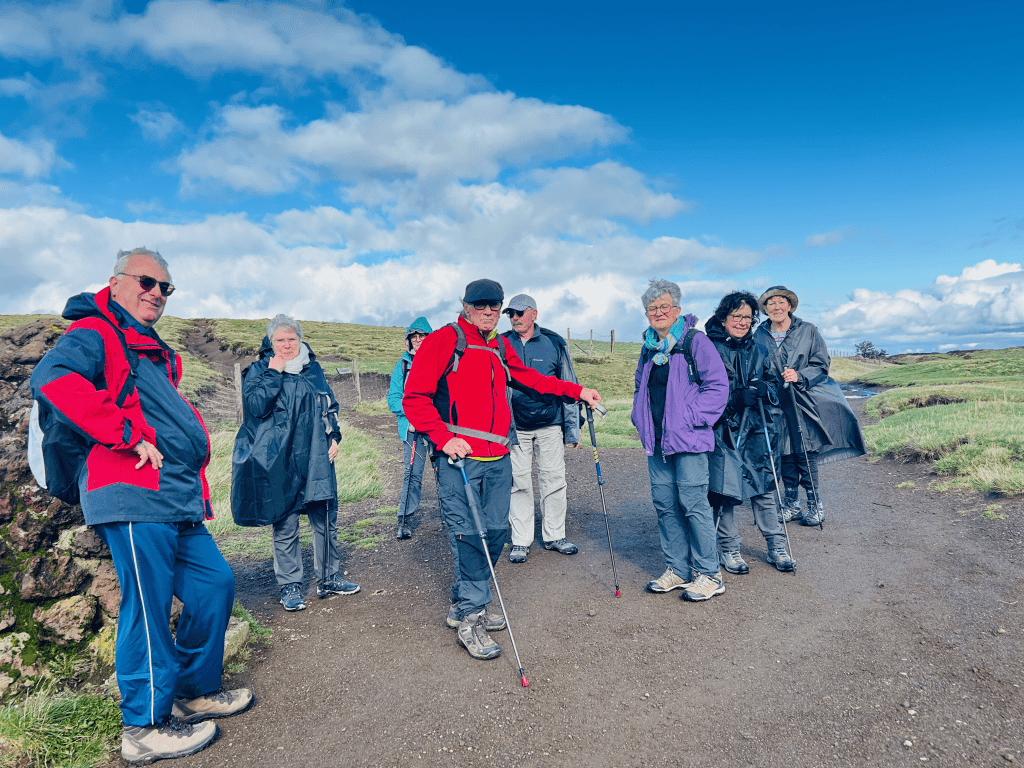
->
[631,314,730,456]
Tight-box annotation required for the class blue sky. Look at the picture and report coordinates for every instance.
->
[1,0,1021,352]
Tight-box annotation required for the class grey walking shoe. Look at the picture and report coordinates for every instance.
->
[720,550,749,575]
[542,538,579,555]
[508,545,529,564]
[800,498,825,526]
[447,606,505,631]
[779,491,802,523]
[317,574,360,598]
[456,612,502,660]
[767,547,797,572]
[280,583,306,612]
[121,718,217,764]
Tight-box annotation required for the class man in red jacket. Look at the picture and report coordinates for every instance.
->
[403,279,601,661]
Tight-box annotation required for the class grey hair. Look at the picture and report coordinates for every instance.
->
[114,247,171,282]
[641,279,681,311]
[267,314,302,341]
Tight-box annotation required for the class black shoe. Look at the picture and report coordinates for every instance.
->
[542,538,578,555]
[800,499,825,527]
[395,521,412,539]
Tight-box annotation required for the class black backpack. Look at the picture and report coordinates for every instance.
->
[640,327,704,385]
[28,317,139,504]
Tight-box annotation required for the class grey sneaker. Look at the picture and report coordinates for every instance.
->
[681,572,726,602]
[779,496,802,523]
[508,545,529,564]
[720,550,749,575]
[280,583,306,611]
[767,547,797,572]
[456,612,502,660]
[542,538,579,555]
[172,688,255,724]
[646,567,692,593]
[447,606,505,631]
[317,574,360,598]
[121,717,217,764]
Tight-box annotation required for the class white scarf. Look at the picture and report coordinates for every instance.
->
[283,343,310,374]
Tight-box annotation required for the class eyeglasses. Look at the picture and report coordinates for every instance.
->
[408,332,427,341]
[646,303,675,316]
[727,313,754,325]
[119,273,175,297]
[471,301,502,311]
[505,309,527,318]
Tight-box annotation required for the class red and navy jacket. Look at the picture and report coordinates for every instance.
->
[29,288,212,526]
[402,316,584,458]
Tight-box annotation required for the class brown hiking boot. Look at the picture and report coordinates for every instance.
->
[456,611,502,660]
[121,717,217,764]
[172,688,255,724]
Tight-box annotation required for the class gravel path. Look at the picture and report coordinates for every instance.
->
[165,403,1023,768]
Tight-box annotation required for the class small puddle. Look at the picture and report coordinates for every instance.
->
[839,383,878,399]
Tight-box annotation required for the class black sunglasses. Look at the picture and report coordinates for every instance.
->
[119,273,175,297]
[505,309,526,318]
[470,301,502,311]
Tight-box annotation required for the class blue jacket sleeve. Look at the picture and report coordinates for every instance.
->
[388,359,406,417]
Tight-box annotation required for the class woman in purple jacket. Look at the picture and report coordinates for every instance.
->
[631,280,730,602]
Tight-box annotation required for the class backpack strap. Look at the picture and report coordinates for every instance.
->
[680,327,702,386]
[446,322,511,383]
[96,315,139,406]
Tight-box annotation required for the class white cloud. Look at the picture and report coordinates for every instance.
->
[805,227,850,248]
[130,108,184,141]
[0,131,61,177]
[818,259,1024,346]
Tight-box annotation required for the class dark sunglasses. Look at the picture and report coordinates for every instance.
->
[119,273,175,297]
[471,301,502,311]
[505,309,526,318]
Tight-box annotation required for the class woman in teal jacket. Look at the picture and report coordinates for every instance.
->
[387,316,433,539]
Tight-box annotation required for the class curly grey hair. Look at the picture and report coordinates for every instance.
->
[266,314,302,341]
[641,279,681,311]
[114,247,172,282]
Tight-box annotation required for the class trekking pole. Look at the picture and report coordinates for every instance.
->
[755,395,795,563]
[451,458,530,688]
[584,403,620,597]
[787,384,823,530]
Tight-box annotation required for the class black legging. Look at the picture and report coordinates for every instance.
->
[780,400,819,499]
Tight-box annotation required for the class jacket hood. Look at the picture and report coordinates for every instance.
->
[258,336,317,361]
[62,287,163,347]
[706,314,756,347]
[405,316,432,337]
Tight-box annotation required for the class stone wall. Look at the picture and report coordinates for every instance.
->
[0,319,247,702]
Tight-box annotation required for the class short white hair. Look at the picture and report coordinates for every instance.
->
[267,314,302,340]
[114,247,172,282]
[641,279,681,310]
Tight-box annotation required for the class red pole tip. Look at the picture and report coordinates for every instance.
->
[615,589,621,597]
[521,676,530,687]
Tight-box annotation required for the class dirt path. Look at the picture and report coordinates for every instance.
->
[173,407,1022,768]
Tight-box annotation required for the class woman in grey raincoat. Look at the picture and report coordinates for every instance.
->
[752,286,865,526]
[706,291,795,574]
[231,315,360,611]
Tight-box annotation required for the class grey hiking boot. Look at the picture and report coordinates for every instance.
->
[720,550,749,575]
[681,571,726,602]
[646,567,692,593]
[447,606,505,631]
[121,717,217,764]
[456,611,502,660]
[317,574,360,598]
[767,547,797,572]
[779,492,802,523]
[542,538,579,555]
[508,545,529,564]
[280,583,306,611]
[172,688,255,724]
[800,498,825,527]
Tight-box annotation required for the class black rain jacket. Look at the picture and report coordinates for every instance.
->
[706,316,782,506]
[753,315,866,464]
[231,337,342,527]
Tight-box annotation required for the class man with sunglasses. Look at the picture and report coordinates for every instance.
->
[31,247,252,763]
[501,294,581,564]
[403,279,602,662]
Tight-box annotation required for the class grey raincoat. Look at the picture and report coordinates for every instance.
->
[231,337,342,527]
[752,315,865,464]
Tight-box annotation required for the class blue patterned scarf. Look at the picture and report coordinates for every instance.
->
[643,315,688,365]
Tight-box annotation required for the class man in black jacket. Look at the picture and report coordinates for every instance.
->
[502,294,581,563]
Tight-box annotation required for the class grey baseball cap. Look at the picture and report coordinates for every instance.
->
[504,294,536,314]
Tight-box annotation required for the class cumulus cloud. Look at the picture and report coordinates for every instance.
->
[818,259,1024,346]
[130,107,185,141]
[0,131,61,177]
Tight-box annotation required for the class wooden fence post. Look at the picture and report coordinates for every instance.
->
[589,329,594,356]
[353,358,362,403]
[610,329,615,354]
[567,328,570,342]
[233,363,244,425]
